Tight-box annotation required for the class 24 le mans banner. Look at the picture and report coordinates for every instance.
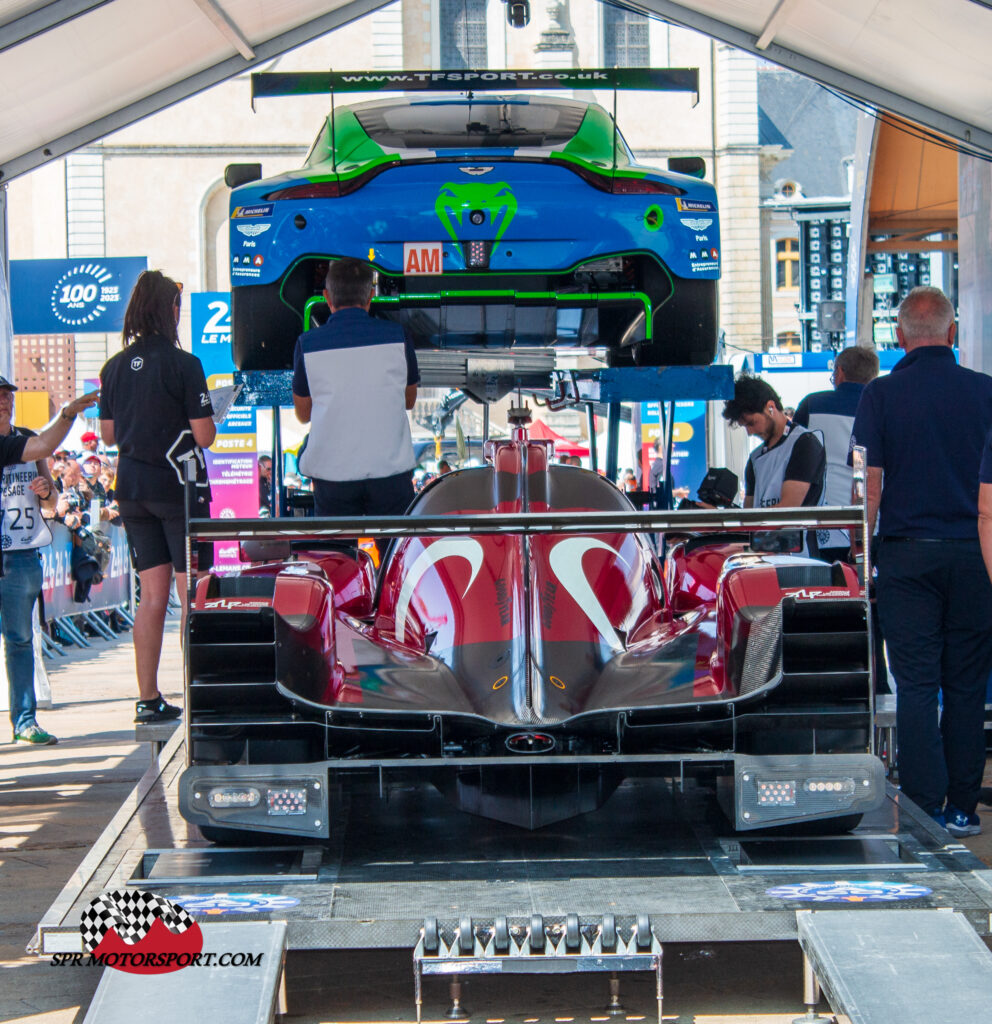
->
[191,293,258,568]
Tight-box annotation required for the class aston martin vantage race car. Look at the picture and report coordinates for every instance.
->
[179,417,884,843]
[227,68,720,370]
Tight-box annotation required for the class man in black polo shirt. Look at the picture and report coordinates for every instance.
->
[851,286,992,837]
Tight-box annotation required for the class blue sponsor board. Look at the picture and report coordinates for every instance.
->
[174,893,301,915]
[10,258,147,334]
[766,880,932,903]
[192,293,259,565]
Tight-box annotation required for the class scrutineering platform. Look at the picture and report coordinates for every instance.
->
[33,730,992,957]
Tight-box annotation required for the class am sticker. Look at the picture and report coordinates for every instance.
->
[404,242,443,275]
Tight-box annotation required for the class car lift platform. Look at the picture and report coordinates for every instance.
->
[32,728,992,960]
[796,908,992,1023]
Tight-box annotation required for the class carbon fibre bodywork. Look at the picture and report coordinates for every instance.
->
[179,432,883,837]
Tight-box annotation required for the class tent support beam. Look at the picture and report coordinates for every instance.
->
[0,0,391,183]
[0,0,111,55]
[627,0,992,153]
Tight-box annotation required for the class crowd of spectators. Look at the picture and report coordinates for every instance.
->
[45,432,120,532]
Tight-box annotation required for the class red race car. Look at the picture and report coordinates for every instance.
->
[180,419,883,842]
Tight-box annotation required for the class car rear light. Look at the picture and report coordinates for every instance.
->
[554,159,685,196]
[756,780,796,806]
[465,239,491,269]
[266,181,344,200]
[265,165,389,201]
[207,786,260,808]
[609,176,684,195]
[804,778,856,796]
[266,786,308,816]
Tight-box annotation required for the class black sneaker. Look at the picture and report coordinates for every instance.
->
[134,695,182,724]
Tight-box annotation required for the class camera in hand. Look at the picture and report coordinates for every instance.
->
[678,467,740,510]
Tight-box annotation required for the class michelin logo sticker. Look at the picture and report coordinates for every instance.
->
[676,198,716,213]
[232,204,274,219]
[766,880,933,903]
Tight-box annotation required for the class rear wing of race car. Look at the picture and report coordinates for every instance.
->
[251,67,700,102]
[250,67,701,175]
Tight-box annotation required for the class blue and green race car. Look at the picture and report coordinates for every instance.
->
[227,69,720,369]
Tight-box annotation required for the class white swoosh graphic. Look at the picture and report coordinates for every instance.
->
[548,538,629,651]
[395,539,484,643]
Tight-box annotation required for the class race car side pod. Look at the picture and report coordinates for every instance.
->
[414,914,662,1024]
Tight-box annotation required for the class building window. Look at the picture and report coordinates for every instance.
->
[440,0,488,69]
[775,237,800,290]
[603,5,650,67]
[775,331,801,352]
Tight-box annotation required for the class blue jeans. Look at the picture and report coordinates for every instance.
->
[2,549,43,733]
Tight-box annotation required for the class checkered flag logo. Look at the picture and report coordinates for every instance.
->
[80,889,195,952]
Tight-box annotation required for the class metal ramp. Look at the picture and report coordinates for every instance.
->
[797,909,992,1023]
[82,921,286,1024]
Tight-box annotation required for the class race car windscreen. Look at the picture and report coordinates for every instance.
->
[353,99,587,149]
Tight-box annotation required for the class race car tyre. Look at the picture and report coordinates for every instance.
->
[637,278,718,367]
[736,813,864,836]
[197,823,302,845]
[232,282,304,371]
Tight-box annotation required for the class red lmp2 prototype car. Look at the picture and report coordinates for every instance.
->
[180,422,884,842]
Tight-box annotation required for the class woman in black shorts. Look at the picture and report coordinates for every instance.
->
[99,271,216,723]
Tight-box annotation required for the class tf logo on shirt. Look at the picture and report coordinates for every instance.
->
[130,357,143,371]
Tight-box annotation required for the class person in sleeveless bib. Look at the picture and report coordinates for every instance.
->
[0,376,100,744]
[723,374,826,558]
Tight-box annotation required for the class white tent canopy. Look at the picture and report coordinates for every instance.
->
[0,0,989,184]
[631,0,992,152]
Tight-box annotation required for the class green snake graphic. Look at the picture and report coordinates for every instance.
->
[434,182,518,261]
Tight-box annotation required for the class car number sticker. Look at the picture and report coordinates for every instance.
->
[766,880,933,903]
[404,242,443,275]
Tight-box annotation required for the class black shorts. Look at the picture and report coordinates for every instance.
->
[118,499,213,574]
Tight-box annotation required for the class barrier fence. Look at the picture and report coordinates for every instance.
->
[40,522,131,619]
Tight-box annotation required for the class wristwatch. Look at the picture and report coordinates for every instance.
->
[61,407,74,421]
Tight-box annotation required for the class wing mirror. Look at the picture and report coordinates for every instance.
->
[750,530,804,554]
[225,163,262,188]
[667,156,706,179]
